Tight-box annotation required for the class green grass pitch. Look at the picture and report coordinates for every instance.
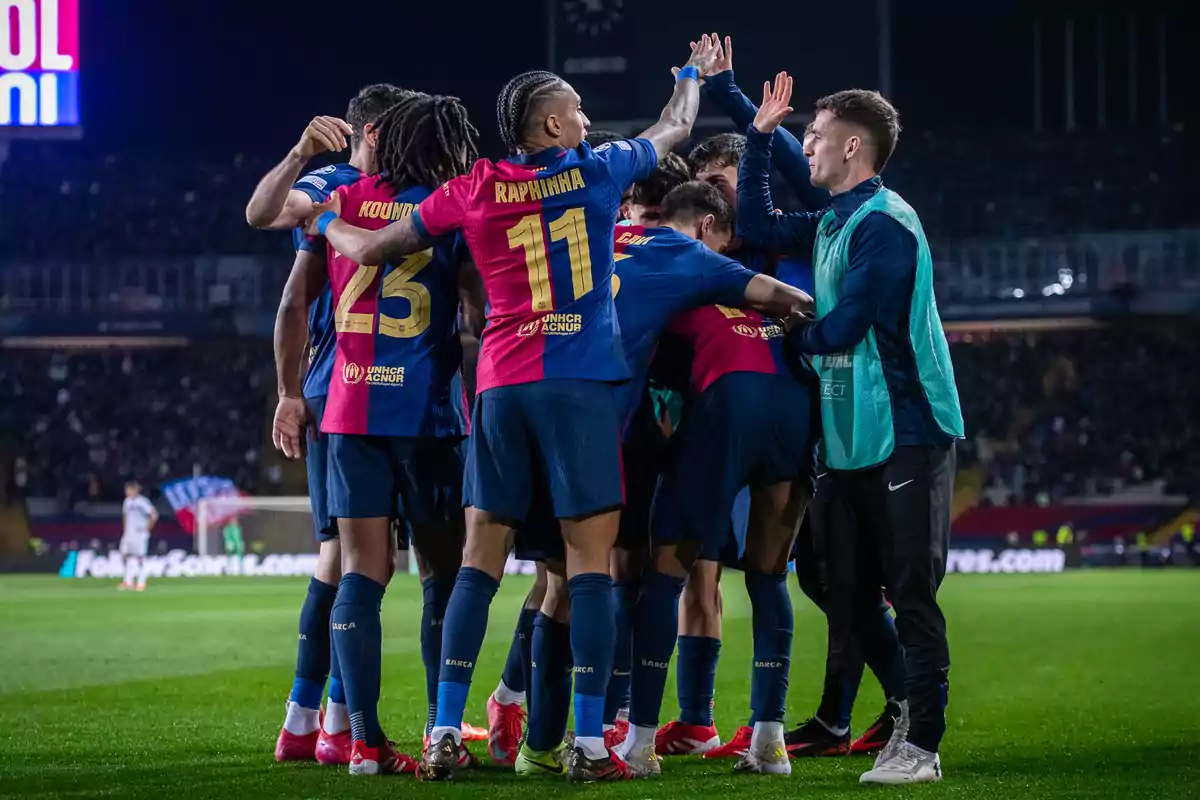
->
[1,569,1197,799]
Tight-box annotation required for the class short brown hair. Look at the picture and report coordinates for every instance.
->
[814,89,901,172]
[628,153,692,208]
[660,180,735,235]
[687,132,745,174]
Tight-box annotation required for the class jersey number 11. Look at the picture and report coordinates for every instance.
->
[507,207,594,312]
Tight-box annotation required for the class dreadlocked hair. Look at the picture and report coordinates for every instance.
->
[496,70,565,155]
[375,94,481,193]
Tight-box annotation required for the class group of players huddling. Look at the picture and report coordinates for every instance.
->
[247,30,961,787]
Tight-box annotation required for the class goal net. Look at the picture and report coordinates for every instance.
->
[194,495,318,558]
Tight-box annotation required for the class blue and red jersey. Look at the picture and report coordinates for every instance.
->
[611,226,755,429]
[320,177,467,438]
[291,162,364,400]
[668,305,791,394]
[412,139,658,394]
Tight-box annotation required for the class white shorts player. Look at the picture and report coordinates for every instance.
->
[119,482,158,590]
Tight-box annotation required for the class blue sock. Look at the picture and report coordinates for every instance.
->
[331,573,386,746]
[677,635,720,726]
[421,575,455,736]
[328,640,345,705]
[527,612,572,752]
[290,577,337,710]
[501,606,538,696]
[603,579,638,725]
[629,571,684,728]
[568,572,615,742]
[745,570,793,724]
[434,567,499,732]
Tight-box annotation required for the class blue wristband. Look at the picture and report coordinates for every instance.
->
[677,66,699,83]
[315,211,337,236]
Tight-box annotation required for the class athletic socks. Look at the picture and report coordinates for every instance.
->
[290,577,337,711]
[603,579,638,726]
[421,575,455,736]
[497,606,537,705]
[629,571,685,729]
[677,635,721,726]
[283,702,321,736]
[331,573,386,747]
[568,572,615,760]
[325,624,348,734]
[527,612,573,752]
[430,567,499,745]
[859,599,907,706]
[745,570,793,724]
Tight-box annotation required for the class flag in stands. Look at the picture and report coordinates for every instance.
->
[161,476,247,534]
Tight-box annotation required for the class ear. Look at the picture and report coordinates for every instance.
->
[699,213,716,238]
[544,112,562,138]
[844,134,861,162]
[362,122,379,148]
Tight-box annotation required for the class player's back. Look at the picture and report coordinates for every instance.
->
[611,225,754,426]
[669,304,791,395]
[417,139,657,393]
[322,176,466,438]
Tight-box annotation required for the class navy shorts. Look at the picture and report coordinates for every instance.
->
[305,395,336,542]
[327,434,464,527]
[466,380,624,521]
[654,371,817,561]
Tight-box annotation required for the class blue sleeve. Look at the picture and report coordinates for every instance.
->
[737,125,824,255]
[593,138,659,191]
[292,172,332,203]
[696,251,756,307]
[790,213,916,355]
[704,72,828,211]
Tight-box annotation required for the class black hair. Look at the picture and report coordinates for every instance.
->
[627,153,692,209]
[375,94,480,192]
[496,70,567,155]
[661,180,735,234]
[347,83,414,149]
[586,130,623,147]
[687,132,747,174]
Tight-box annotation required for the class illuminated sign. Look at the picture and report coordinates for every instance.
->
[1,0,79,128]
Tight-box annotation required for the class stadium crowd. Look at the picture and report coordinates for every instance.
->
[2,126,1196,260]
[0,346,271,502]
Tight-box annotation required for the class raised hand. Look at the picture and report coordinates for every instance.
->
[752,71,794,134]
[303,192,342,237]
[683,32,722,77]
[672,33,731,83]
[291,116,353,161]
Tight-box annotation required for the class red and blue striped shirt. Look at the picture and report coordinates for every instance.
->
[321,177,467,438]
[413,139,658,394]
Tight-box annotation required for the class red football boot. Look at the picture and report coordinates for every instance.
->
[703,725,752,759]
[348,739,418,776]
[655,720,722,756]
[486,694,526,766]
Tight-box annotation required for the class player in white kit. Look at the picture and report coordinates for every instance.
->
[119,482,158,592]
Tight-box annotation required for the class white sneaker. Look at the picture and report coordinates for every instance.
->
[859,742,942,785]
[873,699,910,769]
[732,740,791,775]
[618,738,661,779]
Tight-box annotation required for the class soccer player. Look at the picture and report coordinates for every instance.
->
[739,74,963,785]
[302,94,484,776]
[263,84,412,765]
[514,180,814,778]
[312,35,724,781]
[481,127,632,769]
[118,481,157,592]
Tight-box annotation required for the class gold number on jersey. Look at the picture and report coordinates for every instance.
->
[334,264,378,334]
[507,207,594,312]
[715,304,747,319]
[334,249,434,338]
[380,250,434,338]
